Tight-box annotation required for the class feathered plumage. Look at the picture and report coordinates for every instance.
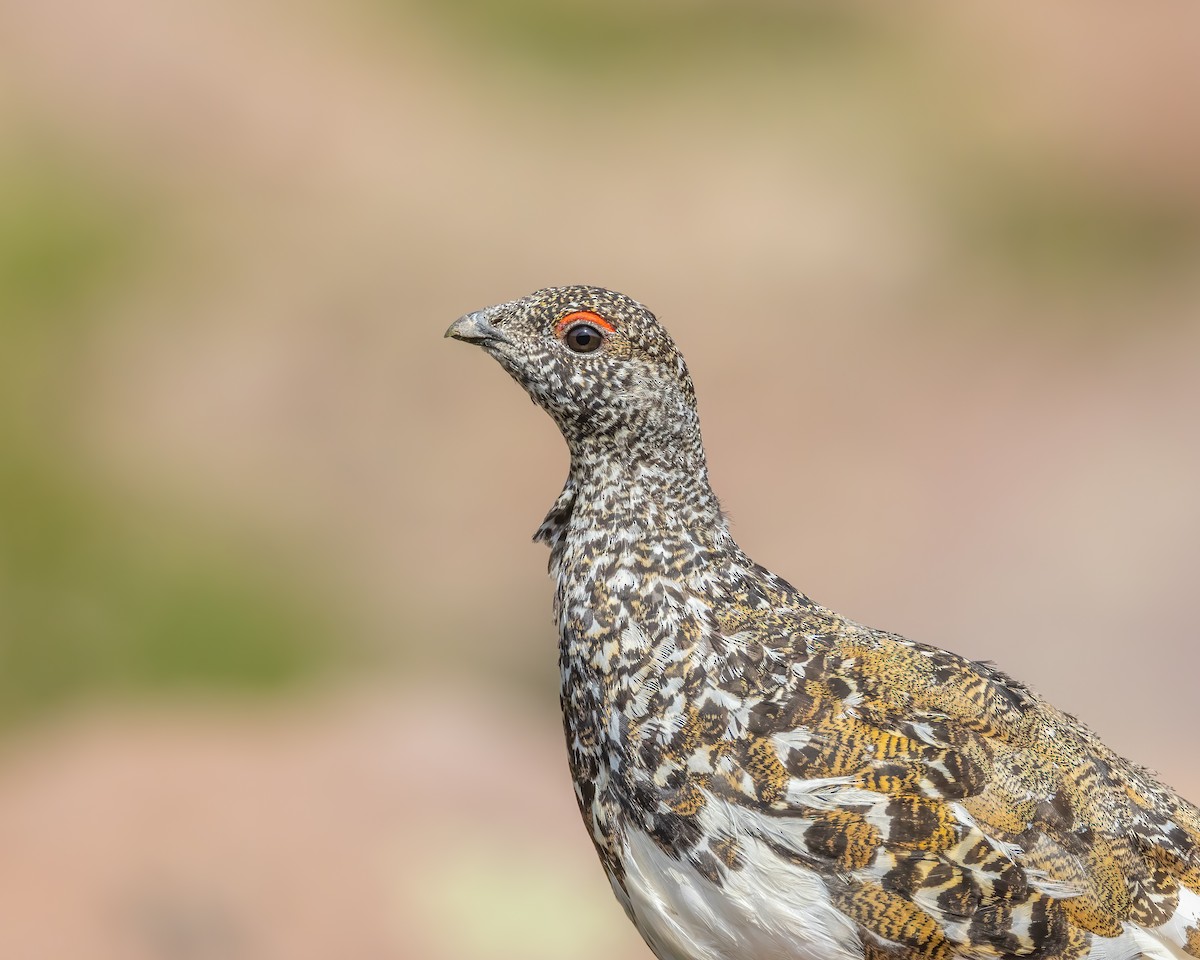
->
[446,286,1200,960]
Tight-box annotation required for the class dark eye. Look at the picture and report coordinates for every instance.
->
[565,323,604,353]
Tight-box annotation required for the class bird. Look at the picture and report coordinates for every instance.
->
[445,285,1200,960]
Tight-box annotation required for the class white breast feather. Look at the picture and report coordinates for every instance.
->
[616,800,862,960]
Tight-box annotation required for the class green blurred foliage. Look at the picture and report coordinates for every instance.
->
[0,161,138,321]
[400,0,888,83]
[0,454,334,724]
[0,149,336,727]
[950,165,1200,293]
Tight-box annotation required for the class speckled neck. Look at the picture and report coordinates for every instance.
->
[564,416,727,546]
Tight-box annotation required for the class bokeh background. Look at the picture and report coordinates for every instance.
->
[1,1,1199,957]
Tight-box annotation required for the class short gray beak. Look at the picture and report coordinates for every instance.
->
[445,305,510,345]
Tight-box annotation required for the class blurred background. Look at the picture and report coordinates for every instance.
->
[1,1,1199,957]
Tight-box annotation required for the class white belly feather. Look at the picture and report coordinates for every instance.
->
[609,804,1200,960]
[614,817,863,960]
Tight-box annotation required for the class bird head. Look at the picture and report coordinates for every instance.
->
[446,286,700,456]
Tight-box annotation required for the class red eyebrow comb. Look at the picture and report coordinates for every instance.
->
[556,310,615,335]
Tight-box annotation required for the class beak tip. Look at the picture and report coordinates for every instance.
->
[445,306,509,346]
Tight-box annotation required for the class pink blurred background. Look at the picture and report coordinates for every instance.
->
[1,1,1198,957]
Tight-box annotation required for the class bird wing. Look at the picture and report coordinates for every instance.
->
[695,603,1200,960]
